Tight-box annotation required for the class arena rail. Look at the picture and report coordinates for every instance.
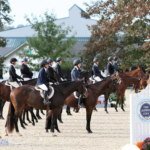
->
[130,84,150,144]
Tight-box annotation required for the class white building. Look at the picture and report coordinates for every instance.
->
[0,4,97,79]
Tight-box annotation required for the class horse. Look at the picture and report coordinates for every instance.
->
[0,79,38,126]
[45,72,122,134]
[6,79,87,136]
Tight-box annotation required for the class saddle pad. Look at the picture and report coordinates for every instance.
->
[8,82,19,88]
[89,77,96,83]
[5,83,13,91]
[74,91,79,99]
[35,86,54,99]
[94,77,101,82]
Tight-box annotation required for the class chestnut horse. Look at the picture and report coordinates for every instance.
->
[6,80,87,136]
[45,72,122,134]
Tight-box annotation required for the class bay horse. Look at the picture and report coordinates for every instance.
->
[46,72,122,133]
[0,79,38,126]
[6,79,87,136]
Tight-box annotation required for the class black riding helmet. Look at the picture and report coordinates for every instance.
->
[39,59,48,68]
[56,57,62,62]
[22,58,28,62]
[47,58,53,63]
[93,58,99,63]
[108,56,114,61]
[73,59,82,66]
[10,58,18,64]
[113,56,118,61]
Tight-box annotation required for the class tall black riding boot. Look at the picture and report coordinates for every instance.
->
[78,95,84,108]
[43,91,51,105]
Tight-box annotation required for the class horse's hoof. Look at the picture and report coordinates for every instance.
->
[57,130,61,133]
[122,109,125,112]
[0,116,4,120]
[17,132,22,136]
[28,120,32,123]
[59,120,63,123]
[37,116,42,119]
[88,130,93,133]
[36,120,38,123]
[46,129,49,133]
[23,122,28,126]
[106,111,109,114]
[5,134,8,136]
[52,133,57,137]
[32,123,35,126]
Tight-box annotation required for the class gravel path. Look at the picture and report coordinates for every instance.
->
[0,89,134,150]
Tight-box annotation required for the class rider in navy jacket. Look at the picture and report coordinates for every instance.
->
[92,58,104,79]
[71,59,84,108]
[36,60,50,105]
[55,57,64,80]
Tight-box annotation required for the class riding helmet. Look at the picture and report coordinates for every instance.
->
[108,56,114,61]
[22,57,28,62]
[56,57,62,62]
[39,59,48,68]
[47,58,53,63]
[113,56,118,61]
[73,59,82,66]
[10,58,18,64]
[93,58,99,63]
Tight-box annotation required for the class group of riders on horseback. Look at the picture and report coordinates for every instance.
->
[8,56,120,107]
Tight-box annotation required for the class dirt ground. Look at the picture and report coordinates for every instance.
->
[0,89,134,150]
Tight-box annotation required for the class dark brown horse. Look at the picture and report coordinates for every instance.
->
[46,72,122,134]
[0,79,38,126]
[6,80,87,136]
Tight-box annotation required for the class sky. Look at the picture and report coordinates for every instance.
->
[9,0,95,27]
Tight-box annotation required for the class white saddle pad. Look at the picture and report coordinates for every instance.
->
[89,77,96,83]
[7,82,19,88]
[94,76,101,82]
[74,92,79,99]
[35,86,54,99]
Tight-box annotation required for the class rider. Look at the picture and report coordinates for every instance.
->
[55,57,65,81]
[71,59,84,108]
[113,56,120,73]
[20,58,33,81]
[9,58,24,87]
[36,59,50,105]
[92,58,105,81]
[107,57,114,76]
[47,58,57,84]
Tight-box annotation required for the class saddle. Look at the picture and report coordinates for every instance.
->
[5,81,20,90]
[35,85,54,99]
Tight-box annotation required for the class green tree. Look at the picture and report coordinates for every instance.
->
[25,11,77,71]
[81,0,150,71]
[0,0,13,47]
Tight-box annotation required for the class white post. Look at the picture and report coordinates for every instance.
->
[130,94,134,144]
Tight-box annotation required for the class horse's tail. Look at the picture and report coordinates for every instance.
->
[7,98,15,133]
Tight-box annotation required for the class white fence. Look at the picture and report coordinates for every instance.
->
[130,84,150,144]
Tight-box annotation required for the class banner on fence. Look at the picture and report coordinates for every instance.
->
[130,84,150,145]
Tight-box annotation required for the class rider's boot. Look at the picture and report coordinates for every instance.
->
[43,91,51,105]
[78,95,84,108]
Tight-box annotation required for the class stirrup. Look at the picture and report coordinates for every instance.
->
[43,100,51,105]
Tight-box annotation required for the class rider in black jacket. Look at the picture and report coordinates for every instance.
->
[107,57,114,76]
[9,58,23,83]
[47,58,57,83]
[20,58,33,80]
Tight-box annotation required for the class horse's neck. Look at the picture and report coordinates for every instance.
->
[123,76,138,86]
[124,70,138,77]
[63,82,81,99]
[90,79,111,96]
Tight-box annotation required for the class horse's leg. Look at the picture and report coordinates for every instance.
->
[86,107,93,133]
[22,110,28,126]
[5,120,8,136]
[36,109,42,119]
[51,109,58,137]
[104,93,110,114]
[29,107,38,126]
[45,110,52,133]
[115,95,120,112]
[0,99,6,119]
[30,107,38,123]
[19,115,26,129]
[58,108,63,123]
[41,110,45,115]
[14,115,22,136]
[66,106,72,115]
[121,92,125,112]
[26,110,32,123]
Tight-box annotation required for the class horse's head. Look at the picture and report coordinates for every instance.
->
[76,78,88,98]
[80,71,89,85]
[111,72,122,85]
[137,67,147,80]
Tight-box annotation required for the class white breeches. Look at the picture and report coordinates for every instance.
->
[94,76,101,82]
[38,84,48,91]
[23,78,31,81]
